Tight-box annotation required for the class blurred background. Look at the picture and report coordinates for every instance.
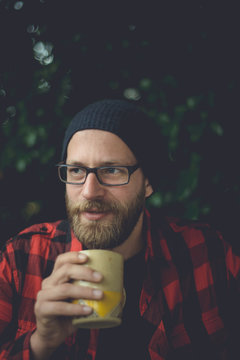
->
[0,1,240,249]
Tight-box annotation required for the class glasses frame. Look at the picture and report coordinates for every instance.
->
[56,163,140,186]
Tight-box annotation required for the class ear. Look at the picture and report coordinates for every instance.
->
[144,179,153,198]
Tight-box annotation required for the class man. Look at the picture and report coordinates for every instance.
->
[0,99,240,359]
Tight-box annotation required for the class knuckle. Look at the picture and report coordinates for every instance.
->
[36,289,44,302]
[78,286,91,298]
[54,254,64,268]
[61,262,72,272]
[85,266,96,277]
[57,256,68,269]
[55,263,73,280]
[59,282,72,294]
[55,251,78,265]
[34,296,44,315]
[77,285,101,300]
[54,253,69,270]
[41,277,48,289]
[55,252,67,262]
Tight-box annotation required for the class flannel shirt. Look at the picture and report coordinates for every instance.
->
[0,208,240,359]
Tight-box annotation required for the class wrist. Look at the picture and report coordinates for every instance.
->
[30,330,57,360]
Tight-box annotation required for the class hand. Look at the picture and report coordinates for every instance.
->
[30,251,103,359]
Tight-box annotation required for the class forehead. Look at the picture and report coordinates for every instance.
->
[66,129,137,164]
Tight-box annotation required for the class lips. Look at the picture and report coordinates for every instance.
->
[82,209,110,221]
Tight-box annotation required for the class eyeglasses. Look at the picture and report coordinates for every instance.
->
[56,163,140,186]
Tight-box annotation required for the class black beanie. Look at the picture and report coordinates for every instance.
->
[61,99,167,191]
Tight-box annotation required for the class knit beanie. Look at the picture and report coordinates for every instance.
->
[61,99,167,191]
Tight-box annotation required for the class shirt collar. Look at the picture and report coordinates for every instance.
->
[69,229,83,252]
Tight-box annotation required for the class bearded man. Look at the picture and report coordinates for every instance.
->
[1,99,240,360]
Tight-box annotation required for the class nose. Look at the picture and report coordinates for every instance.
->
[81,173,105,200]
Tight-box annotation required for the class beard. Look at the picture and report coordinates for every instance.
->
[65,186,146,249]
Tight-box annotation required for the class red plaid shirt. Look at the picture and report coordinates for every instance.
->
[0,209,240,359]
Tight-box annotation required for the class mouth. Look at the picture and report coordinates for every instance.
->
[81,209,111,221]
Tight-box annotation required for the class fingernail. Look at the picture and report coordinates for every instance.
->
[93,271,102,281]
[82,306,92,314]
[78,252,87,261]
[93,289,103,298]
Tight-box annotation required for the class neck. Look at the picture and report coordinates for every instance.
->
[113,211,145,260]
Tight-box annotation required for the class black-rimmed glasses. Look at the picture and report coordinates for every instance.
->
[56,163,140,186]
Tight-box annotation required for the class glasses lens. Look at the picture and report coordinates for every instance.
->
[59,166,87,184]
[58,165,132,185]
[98,167,128,185]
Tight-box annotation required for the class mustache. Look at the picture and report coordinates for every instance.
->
[67,199,120,214]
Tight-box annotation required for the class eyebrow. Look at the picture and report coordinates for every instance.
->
[66,160,130,166]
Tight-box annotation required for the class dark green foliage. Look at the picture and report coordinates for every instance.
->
[1,1,240,247]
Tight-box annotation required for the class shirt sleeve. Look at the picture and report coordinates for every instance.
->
[0,245,34,360]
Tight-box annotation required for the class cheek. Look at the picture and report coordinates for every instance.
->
[66,180,146,204]
[66,185,80,201]
[112,181,145,204]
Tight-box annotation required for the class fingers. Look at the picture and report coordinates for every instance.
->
[38,282,103,302]
[53,251,88,272]
[42,263,102,288]
[35,299,93,318]
[35,283,103,318]
[42,251,103,289]
[35,251,104,319]
[32,251,103,353]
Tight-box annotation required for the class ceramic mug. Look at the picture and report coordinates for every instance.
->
[72,249,125,329]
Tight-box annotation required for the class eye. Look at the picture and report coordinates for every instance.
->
[101,167,127,177]
[70,167,79,173]
[107,167,119,174]
[68,167,85,176]
[101,167,122,175]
